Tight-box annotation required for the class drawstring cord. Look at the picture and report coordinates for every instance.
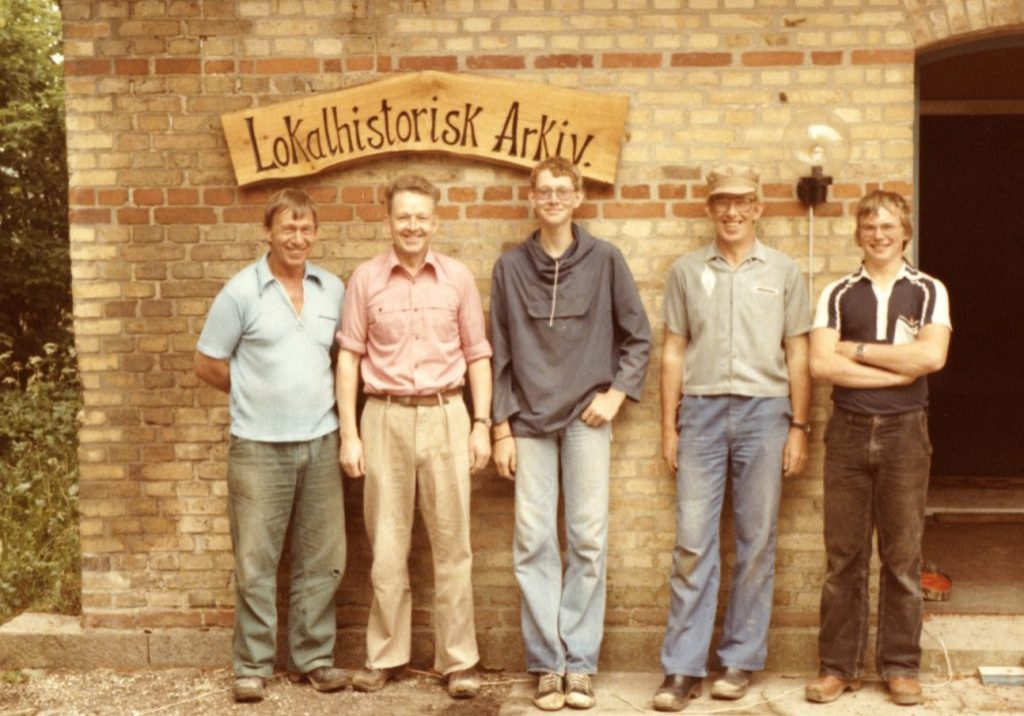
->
[548,259,560,327]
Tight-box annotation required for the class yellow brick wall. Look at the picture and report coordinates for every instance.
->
[62,0,1021,664]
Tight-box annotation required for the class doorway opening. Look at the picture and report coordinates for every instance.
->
[916,34,1024,615]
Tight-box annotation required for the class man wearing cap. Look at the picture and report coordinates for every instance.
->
[804,190,950,706]
[336,174,492,700]
[195,188,350,703]
[653,166,812,711]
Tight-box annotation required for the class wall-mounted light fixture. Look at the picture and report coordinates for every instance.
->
[782,109,852,299]
[783,109,852,207]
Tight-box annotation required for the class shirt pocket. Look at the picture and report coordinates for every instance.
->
[368,304,408,346]
[423,292,460,344]
[315,314,338,347]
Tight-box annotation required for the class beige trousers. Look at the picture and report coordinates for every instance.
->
[361,396,479,674]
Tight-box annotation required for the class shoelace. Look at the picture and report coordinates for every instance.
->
[538,672,562,692]
[566,673,591,693]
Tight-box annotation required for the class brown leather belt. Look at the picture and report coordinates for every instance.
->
[366,389,462,407]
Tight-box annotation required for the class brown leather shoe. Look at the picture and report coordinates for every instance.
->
[887,676,922,705]
[446,666,482,699]
[804,674,862,703]
[288,666,353,692]
[233,676,265,703]
[352,665,405,692]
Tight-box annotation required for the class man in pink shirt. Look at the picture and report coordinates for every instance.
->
[336,174,493,700]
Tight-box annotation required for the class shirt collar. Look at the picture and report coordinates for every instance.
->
[386,247,442,278]
[704,237,766,265]
[254,253,324,295]
[853,260,912,285]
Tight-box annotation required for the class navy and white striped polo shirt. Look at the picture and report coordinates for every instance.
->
[813,262,951,415]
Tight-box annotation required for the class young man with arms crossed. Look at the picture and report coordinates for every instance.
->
[336,174,492,700]
[805,190,950,706]
[655,166,812,711]
[490,156,652,711]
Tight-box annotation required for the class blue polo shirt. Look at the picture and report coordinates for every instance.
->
[197,254,345,442]
[814,262,951,415]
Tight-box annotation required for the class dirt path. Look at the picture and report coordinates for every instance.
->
[0,667,519,716]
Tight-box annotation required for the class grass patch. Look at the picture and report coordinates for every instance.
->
[0,340,81,621]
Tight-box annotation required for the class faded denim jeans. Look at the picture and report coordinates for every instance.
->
[660,395,790,677]
[817,407,931,679]
[227,432,346,678]
[513,420,611,675]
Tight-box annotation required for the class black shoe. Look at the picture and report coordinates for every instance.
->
[653,674,702,712]
[710,667,751,700]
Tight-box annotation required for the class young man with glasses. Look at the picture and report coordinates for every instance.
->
[805,190,950,706]
[654,166,812,711]
[490,156,651,711]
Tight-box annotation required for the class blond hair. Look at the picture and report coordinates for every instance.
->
[855,190,913,244]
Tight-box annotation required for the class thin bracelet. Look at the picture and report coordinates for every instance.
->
[493,434,513,443]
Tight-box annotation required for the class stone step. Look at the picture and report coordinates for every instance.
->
[2,612,1021,676]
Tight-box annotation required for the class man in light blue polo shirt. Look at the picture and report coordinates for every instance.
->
[654,166,812,711]
[195,188,348,703]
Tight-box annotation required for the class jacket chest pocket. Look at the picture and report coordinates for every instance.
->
[526,296,589,334]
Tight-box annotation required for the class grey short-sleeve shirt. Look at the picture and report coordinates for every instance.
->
[662,239,811,397]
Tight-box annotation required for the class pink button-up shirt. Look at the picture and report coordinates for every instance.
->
[339,248,492,396]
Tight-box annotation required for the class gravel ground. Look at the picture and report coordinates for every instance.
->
[0,667,520,716]
[2,668,1022,715]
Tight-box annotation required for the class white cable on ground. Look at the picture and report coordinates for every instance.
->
[921,622,954,689]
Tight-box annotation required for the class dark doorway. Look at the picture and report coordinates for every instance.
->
[917,39,1024,481]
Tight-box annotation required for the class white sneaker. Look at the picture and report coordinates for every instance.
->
[533,672,565,711]
[565,672,596,710]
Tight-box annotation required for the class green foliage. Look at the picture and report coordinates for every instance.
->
[0,0,70,364]
[1,670,29,685]
[0,0,79,621]
[0,338,81,619]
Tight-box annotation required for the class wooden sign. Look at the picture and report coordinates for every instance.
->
[221,71,629,186]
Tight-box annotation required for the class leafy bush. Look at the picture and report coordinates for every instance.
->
[0,0,70,367]
[0,0,79,621]
[0,336,81,619]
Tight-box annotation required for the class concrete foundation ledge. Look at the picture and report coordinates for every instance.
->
[1,612,1020,675]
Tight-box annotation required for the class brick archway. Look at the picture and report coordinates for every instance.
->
[905,0,1023,49]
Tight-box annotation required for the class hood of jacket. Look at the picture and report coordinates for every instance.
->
[523,223,598,283]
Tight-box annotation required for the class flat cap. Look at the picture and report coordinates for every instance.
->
[706,165,761,196]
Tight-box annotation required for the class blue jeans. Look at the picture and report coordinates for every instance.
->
[817,408,931,680]
[514,420,611,674]
[227,432,346,678]
[661,395,790,676]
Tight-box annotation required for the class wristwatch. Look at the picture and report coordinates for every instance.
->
[791,421,812,436]
[473,417,493,428]
[855,343,866,361]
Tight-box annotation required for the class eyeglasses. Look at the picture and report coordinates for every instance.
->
[533,187,577,202]
[858,221,903,236]
[709,196,757,215]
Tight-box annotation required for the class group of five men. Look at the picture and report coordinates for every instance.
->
[195,159,950,710]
